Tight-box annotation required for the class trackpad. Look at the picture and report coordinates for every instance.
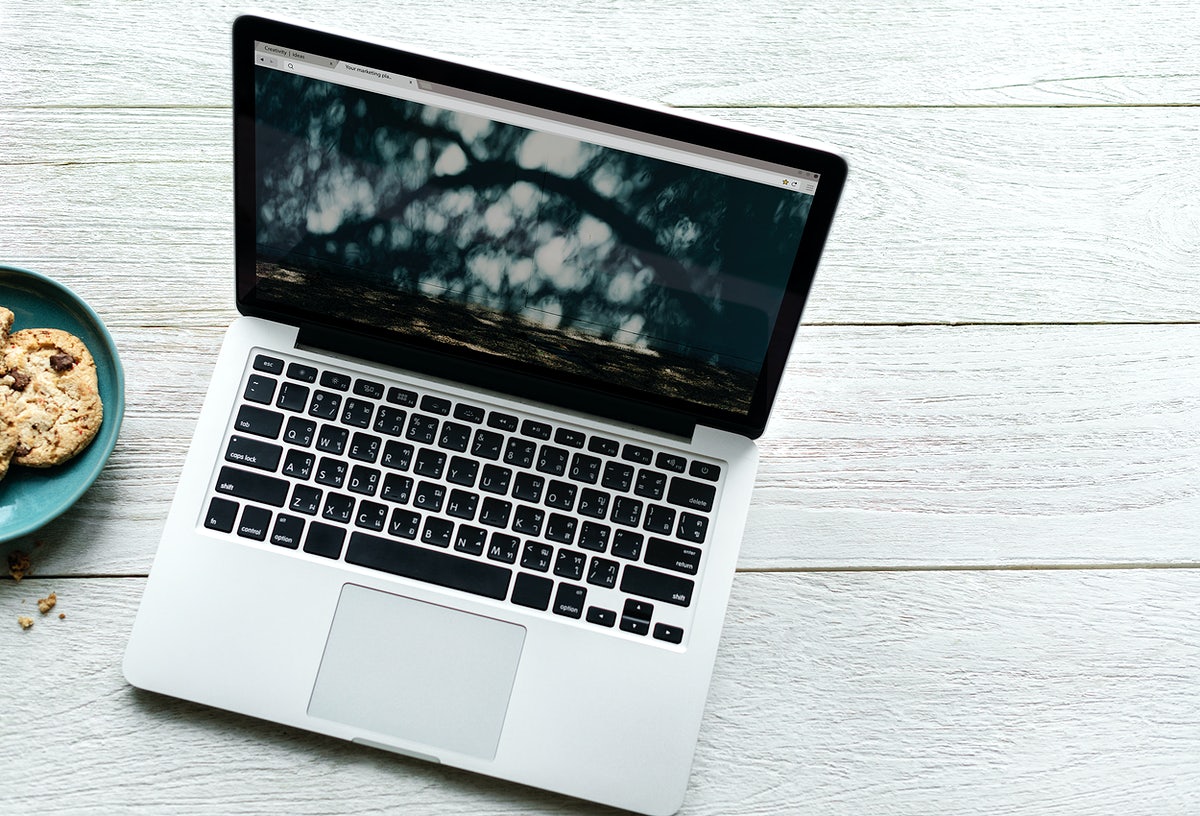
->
[308,584,525,760]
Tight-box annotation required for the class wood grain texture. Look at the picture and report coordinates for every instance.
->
[1,572,1197,815]
[1,324,1194,577]
[1,0,1197,107]
[3,107,1199,325]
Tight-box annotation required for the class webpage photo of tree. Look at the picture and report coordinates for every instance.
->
[253,68,813,414]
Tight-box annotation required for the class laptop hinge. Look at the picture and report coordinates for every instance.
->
[294,322,699,441]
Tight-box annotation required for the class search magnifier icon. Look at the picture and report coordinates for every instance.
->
[287,62,294,69]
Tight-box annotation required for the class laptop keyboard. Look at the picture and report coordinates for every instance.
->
[201,350,725,647]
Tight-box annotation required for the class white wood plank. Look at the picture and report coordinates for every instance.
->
[1,571,1196,814]
[3,325,1195,576]
[3,107,1199,325]
[1,0,1197,107]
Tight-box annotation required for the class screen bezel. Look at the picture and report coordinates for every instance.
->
[232,15,847,439]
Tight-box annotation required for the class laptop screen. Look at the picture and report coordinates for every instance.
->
[238,26,844,436]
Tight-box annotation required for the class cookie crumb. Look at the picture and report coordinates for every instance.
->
[59,612,66,620]
[37,591,57,614]
[17,615,33,630]
[7,550,31,581]
[50,351,76,372]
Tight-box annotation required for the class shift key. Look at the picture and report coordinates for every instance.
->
[215,465,289,507]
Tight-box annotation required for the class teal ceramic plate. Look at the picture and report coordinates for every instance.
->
[0,265,125,542]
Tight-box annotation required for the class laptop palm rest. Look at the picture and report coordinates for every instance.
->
[308,584,526,760]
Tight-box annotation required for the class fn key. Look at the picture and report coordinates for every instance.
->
[204,497,239,533]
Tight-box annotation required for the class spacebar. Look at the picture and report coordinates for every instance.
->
[345,532,512,601]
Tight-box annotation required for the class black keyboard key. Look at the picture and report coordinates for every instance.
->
[620,598,653,635]
[389,508,420,539]
[554,428,585,448]
[308,390,341,419]
[347,465,380,496]
[348,432,381,463]
[577,488,610,519]
[666,477,716,513]
[354,500,387,532]
[645,537,701,575]
[536,445,569,476]
[621,565,694,607]
[387,386,418,407]
[381,473,413,504]
[373,406,407,437]
[316,424,348,455]
[225,435,282,472]
[347,532,513,600]
[479,497,512,528]
[289,484,322,515]
[204,497,239,532]
[243,374,277,405]
[620,617,649,636]
[438,421,472,452]
[414,448,446,478]
[545,513,578,545]
[253,354,284,375]
[479,464,512,495]
[678,512,709,543]
[586,607,616,628]
[503,438,537,469]
[578,521,611,552]
[234,405,284,439]
[471,429,504,460]
[520,542,553,572]
[586,556,619,588]
[406,413,439,445]
[553,549,586,581]
[601,461,634,492]
[319,371,351,391]
[413,480,446,512]
[446,456,480,487]
[276,381,310,412]
[544,480,577,511]
[420,395,451,415]
[453,403,486,424]
[488,411,519,432]
[236,504,272,542]
[612,530,644,560]
[304,522,346,559]
[552,583,587,619]
[622,444,652,465]
[511,572,553,610]
[315,457,347,488]
[354,378,385,399]
[643,504,676,536]
[270,514,304,549]
[611,496,643,528]
[281,449,314,480]
[634,469,668,500]
[653,623,684,644]
[215,465,289,507]
[688,460,722,481]
[286,362,317,383]
[381,440,414,471]
[655,452,687,473]
[421,516,454,548]
[589,436,620,456]
[341,398,374,428]
[520,419,551,440]
[283,416,316,447]
[512,472,545,503]
[446,489,479,520]
[454,524,488,556]
[513,505,545,537]
[321,492,355,524]
[487,533,520,564]
[569,453,601,484]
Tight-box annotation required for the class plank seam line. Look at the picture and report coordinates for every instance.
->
[736,563,1200,574]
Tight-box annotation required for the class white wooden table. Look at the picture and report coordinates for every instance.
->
[2,2,1198,813]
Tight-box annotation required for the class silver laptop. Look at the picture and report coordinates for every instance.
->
[124,14,845,815]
